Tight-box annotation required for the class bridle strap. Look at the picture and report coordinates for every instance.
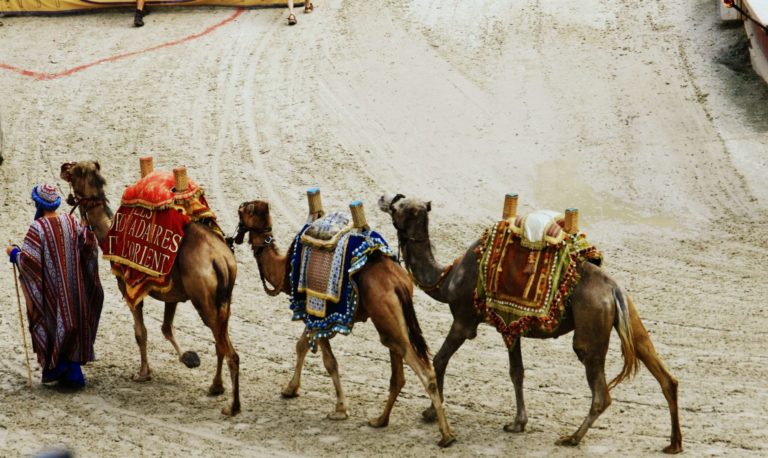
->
[410,261,455,292]
[252,235,282,297]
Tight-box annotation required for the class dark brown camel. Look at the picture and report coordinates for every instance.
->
[378,193,682,454]
[233,200,456,447]
[60,160,241,416]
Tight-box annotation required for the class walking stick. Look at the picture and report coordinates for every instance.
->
[10,250,33,389]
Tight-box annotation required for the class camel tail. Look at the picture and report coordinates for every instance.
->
[214,257,235,309]
[608,287,639,390]
[396,283,431,365]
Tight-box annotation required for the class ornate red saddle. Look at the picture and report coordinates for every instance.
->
[475,211,602,347]
[101,170,222,308]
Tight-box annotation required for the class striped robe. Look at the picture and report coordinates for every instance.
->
[17,214,104,369]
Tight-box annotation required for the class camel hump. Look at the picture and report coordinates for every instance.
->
[301,211,353,248]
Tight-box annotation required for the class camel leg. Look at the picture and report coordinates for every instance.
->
[130,301,152,382]
[162,302,200,368]
[317,338,349,420]
[556,325,612,447]
[194,298,239,414]
[368,349,405,428]
[629,302,682,454]
[208,343,225,397]
[423,319,478,421]
[402,346,456,448]
[503,336,528,433]
[281,328,310,398]
[211,308,240,415]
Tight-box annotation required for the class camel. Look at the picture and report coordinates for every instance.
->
[232,199,456,447]
[60,160,241,416]
[378,193,682,454]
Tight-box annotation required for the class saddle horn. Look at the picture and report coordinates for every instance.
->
[502,193,518,220]
[140,156,154,178]
[564,208,579,234]
[307,187,325,221]
[350,200,369,231]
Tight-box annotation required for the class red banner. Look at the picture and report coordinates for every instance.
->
[102,206,189,277]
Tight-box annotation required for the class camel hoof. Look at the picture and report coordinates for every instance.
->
[421,405,437,423]
[367,416,389,428]
[438,434,457,448]
[326,410,349,421]
[555,435,580,447]
[208,384,225,396]
[131,373,151,382]
[281,386,300,398]
[503,422,526,433]
[181,351,200,368]
[663,444,683,454]
[222,404,241,416]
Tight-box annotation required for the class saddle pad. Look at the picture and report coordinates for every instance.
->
[475,219,602,347]
[301,212,352,249]
[289,225,396,350]
[297,232,352,317]
[509,210,568,250]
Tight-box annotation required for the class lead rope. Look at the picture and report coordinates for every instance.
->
[254,237,282,297]
[723,0,768,33]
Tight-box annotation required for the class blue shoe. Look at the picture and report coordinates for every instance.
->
[61,362,86,389]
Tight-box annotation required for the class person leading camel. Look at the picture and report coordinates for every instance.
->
[287,0,314,26]
[6,184,104,389]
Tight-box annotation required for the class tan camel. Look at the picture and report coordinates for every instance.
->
[232,200,456,447]
[378,193,682,454]
[60,160,241,416]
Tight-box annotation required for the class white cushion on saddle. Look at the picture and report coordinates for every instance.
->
[522,210,561,244]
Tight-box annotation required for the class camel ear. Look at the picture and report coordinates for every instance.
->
[94,161,101,171]
[426,201,431,212]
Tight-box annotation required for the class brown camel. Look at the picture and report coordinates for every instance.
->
[378,193,682,454]
[232,200,456,447]
[60,160,241,416]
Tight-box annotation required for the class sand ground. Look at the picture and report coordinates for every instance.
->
[1,1,767,456]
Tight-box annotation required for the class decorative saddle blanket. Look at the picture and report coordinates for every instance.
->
[100,170,223,308]
[289,214,396,350]
[475,216,602,347]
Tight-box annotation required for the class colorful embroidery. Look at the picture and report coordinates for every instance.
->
[289,220,395,350]
[475,218,602,347]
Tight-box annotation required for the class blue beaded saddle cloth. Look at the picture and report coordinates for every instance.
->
[289,212,395,349]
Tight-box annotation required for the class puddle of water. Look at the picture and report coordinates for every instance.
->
[532,159,678,229]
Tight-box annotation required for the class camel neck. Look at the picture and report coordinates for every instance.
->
[84,201,113,243]
[257,243,290,295]
[401,238,451,303]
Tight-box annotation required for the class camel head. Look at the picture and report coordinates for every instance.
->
[378,193,431,242]
[234,200,273,252]
[60,160,107,204]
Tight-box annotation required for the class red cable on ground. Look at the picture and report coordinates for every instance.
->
[0,7,244,81]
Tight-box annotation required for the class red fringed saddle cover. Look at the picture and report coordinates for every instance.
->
[475,215,602,347]
[101,170,222,308]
